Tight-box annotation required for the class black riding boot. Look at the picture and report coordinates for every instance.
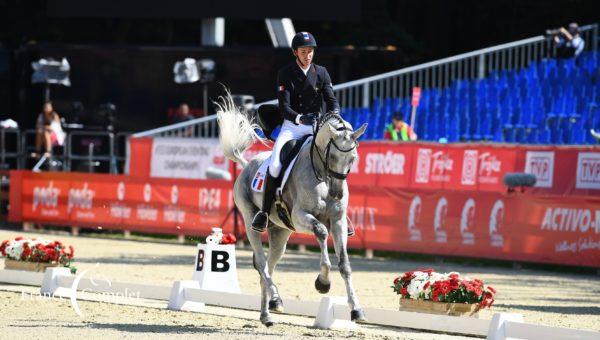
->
[251,173,278,233]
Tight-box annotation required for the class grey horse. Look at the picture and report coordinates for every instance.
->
[216,94,368,327]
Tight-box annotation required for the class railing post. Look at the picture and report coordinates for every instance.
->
[109,133,117,174]
[478,53,486,79]
[361,83,369,108]
[88,143,94,173]
[593,24,598,57]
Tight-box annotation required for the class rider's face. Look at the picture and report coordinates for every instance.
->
[294,47,314,67]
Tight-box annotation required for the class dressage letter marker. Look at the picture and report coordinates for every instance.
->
[192,243,241,293]
[211,251,230,272]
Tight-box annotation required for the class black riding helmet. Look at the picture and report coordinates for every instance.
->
[291,32,317,50]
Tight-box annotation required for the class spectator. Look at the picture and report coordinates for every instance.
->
[552,22,585,59]
[170,103,194,124]
[384,113,417,141]
[34,101,65,157]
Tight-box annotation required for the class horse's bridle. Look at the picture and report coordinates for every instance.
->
[310,112,358,182]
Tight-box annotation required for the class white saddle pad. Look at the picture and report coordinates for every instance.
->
[251,137,312,193]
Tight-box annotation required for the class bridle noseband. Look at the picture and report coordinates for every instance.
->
[310,112,358,182]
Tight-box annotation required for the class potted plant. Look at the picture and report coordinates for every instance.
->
[392,268,496,317]
[0,236,76,273]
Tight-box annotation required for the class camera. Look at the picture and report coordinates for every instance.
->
[545,28,563,38]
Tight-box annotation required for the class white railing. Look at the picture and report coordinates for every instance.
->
[133,23,598,139]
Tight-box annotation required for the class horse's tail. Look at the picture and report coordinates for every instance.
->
[215,91,266,168]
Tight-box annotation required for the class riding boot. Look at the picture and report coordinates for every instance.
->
[251,173,278,233]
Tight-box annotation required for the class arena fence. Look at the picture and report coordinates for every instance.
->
[131,23,598,139]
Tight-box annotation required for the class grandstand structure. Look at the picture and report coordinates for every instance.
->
[135,23,599,146]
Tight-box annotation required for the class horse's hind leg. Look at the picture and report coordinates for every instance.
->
[247,225,282,326]
[330,217,368,323]
[266,226,292,313]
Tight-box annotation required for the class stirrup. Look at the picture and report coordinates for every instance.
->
[251,211,269,233]
[348,225,356,237]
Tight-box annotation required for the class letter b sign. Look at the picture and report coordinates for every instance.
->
[211,250,230,272]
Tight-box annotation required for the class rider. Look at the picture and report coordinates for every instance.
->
[251,31,340,233]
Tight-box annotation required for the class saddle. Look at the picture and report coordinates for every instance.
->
[257,104,283,141]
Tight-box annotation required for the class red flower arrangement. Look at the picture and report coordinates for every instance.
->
[1,236,75,268]
[220,233,237,245]
[392,269,496,309]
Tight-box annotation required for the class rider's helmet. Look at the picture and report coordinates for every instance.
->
[291,32,317,50]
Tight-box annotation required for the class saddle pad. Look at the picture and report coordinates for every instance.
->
[251,137,312,193]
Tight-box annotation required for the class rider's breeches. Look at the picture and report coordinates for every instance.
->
[268,120,313,178]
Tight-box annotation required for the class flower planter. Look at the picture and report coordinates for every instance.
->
[399,298,480,317]
[3,259,59,272]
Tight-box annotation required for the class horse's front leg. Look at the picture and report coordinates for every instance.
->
[330,215,368,323]
[292,208,332,294]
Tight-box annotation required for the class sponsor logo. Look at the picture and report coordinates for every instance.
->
[32,181,61,216]
[163,207,185,223]
[461,150,478,185]
[164,185,185,223]
[364,151,405,175]
[67,183,95,219]
[489,200,504,248]
[478,152,502,184]
[431,151,453,182]
[199,188,221,211]
[434,197,448,243]
[347,206,377,231]
[171,185,179,205]
[143,183,152,203]
[576,152,600,189]
[461,151,502,185]
[408,196,422,241]
[541,208,600,234]
[117,182,125,201]
[110,203,131,219]
[415,149,432,183]
[460,199,475,245]
[111,182,131,219]
[136,205,158,221]
[137,184,157,221]
[524,151,554,188]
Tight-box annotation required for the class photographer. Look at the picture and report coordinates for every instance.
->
[547,22,585,59]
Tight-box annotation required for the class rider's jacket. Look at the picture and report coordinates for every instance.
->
[276,62,340,124]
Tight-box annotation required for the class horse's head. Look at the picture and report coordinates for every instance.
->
[313,113,367,200]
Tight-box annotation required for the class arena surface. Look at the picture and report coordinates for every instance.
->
[0,229,598,339]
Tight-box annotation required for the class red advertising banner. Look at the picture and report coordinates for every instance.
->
[129,139,600,196]
[8,170,600,267]
[10,171,234,236]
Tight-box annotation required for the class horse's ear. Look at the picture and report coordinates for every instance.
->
[351,123,368,140]
[328,122,342,138]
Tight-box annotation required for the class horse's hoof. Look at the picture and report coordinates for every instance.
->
[268,297,284,313]
[260,315,275,327]
[351,309,368,323]
[314,277,331,294]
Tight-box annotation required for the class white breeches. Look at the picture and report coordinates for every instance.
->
[268,120,313,177]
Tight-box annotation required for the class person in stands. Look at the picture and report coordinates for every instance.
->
[384,112,417,141]
[551,22,585,60]
[170,103,194,124]
[34,101,65,157]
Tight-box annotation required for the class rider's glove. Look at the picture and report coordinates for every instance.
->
[296,113,316,126]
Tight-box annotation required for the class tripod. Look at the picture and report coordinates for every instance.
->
[218,160,243,241]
